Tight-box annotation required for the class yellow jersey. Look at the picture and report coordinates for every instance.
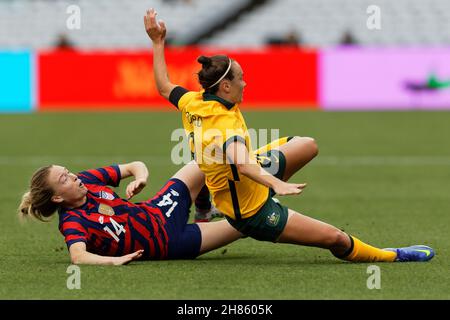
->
[170,87,269,220]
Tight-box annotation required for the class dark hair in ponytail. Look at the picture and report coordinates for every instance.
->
[197,55,234,94]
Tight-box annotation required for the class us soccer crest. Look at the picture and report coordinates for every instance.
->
[100,191,114,200]
[98,203,115,216]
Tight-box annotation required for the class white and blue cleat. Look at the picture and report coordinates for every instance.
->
[384,245,435,262]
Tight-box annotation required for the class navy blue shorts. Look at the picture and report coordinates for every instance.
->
[149,178,202,259]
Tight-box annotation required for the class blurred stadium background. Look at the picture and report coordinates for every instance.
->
[2,0,450,110]
[0,0,449,300]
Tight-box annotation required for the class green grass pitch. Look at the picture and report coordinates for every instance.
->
[0,110,449,299]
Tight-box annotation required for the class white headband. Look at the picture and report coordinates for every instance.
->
[207,58,232,89]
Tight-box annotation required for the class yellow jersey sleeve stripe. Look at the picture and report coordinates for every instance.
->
[228,180,242,220]
[168,86,189,109]
[223,136,246,182]
[229,164,240,181]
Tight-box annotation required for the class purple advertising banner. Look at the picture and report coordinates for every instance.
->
[320,48,450,110]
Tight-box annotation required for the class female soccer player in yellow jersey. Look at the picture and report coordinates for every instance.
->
[144,8,434,263]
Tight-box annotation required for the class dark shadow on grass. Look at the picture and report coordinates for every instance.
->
[128,256,352,266]
[213,258,347,266]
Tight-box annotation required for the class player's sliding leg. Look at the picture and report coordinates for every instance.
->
[277,208,430,262]
[276,136,318,181]
[255,136,318,182]
[253,136,292,155]
[196,220,243,255]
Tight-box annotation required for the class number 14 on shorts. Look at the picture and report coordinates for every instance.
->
[157,189,179,218]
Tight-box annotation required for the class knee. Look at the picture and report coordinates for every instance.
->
[323,229,349,249]
[293,136,319,158]
[307,137,319,158]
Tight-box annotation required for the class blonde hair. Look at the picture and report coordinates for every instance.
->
[18,165,59,222]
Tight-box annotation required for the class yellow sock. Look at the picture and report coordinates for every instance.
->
[254,136,292,155]
[340,235,397,262]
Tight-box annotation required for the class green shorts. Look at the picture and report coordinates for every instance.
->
[226,196,289,242]
[256,149,286,197]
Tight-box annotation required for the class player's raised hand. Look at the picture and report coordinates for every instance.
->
[144,8,166,44]
[113,249,144,266]
[125,178,147,200]
[273,181,307,196]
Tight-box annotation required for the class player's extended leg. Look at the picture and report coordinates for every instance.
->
[277,209,434,262]
[253,136,292,155]
[276,136,318,181]
[197,220,243,255]
[255,136,318,182]
[278,209,395,262]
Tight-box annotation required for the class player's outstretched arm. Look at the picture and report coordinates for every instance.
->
[118,161,149,199]
[144,8,177,100]
[69,242,144,266]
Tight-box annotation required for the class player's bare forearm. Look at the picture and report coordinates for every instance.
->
[237,162,280,189]
[119,162,148,199]
[227,141,306,196]
[238,162,306,196]
[227,141,279,188]
[130,161,148,183]
[119,161,148,182]
[144,8,177,100]
[69,242,144,266]
[71,249,115,265]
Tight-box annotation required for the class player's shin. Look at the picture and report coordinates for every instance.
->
[333,235,397,262]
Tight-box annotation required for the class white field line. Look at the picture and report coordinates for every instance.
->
[313,156,450,166]
[1,155,450,166]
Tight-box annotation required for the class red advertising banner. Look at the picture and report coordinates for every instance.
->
[38,47,318,110]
